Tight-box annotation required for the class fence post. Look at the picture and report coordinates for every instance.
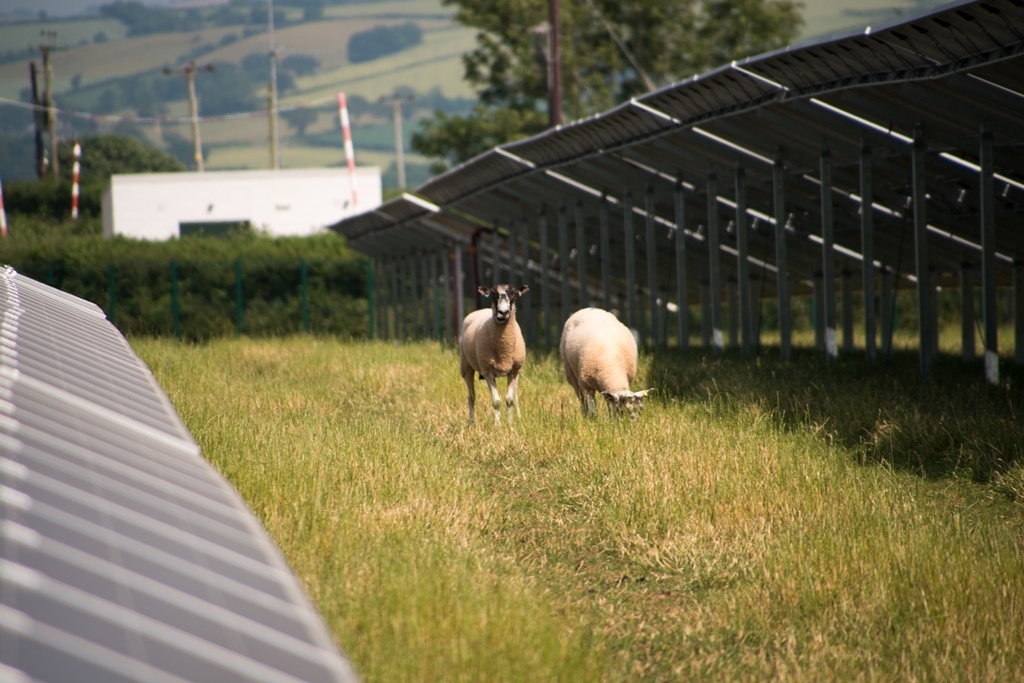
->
[301,259,310,334]
[367,258,375,340]
[171,259,180,340]
[235,259,243,335]
[108,263,116,325]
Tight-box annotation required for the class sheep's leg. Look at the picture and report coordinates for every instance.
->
[584,390,597,417]
[564,364,586,414]
[484,375,502,425]
[463,370,476,425]
[505,373,521,421]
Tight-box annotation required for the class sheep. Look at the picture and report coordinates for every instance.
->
[460,283,529,425]
[560,307,654,419]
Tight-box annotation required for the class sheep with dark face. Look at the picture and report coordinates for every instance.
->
[560,307,654,419]
[459,284,529,425]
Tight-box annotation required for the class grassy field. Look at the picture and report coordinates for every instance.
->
[134,329,1024,683]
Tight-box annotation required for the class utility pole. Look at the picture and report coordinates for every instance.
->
[164,61,215,172]
[40,30,58,178]
[28,62,45,179]
[268,0,280,169]
[548,0,562,127]
[380,95,413,189]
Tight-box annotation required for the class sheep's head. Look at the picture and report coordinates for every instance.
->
[600,388,655,420]
[478,284,529,324]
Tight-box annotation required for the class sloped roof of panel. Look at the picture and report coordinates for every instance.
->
[0,268,360,683]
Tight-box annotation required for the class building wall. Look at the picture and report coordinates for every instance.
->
[105,167,381,240]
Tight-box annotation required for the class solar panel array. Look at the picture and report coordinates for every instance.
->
[0,268,360,683]
[332,0,1024,294]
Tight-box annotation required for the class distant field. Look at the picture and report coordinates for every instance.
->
[289,25,476,102]
[204,18,454,73]
[0,16,126,51]
[800,0,946,40]
[0,24,241,98]
[322,0,454,20]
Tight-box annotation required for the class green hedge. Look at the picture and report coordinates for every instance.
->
[0,215,371,341]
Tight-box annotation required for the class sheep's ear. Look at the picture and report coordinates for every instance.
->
[477,286,491,298]
[600,391,617,404]
[636,388,656,398]
[514,285,529,298]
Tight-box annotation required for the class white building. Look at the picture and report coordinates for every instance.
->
[101,167,381,240]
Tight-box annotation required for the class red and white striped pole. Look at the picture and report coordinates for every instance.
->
[0,175,7,238]
[71,141,82,220]
[337,92,358,210]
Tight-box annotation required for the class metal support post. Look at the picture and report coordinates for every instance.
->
[813,274,825,350]
[980,128,998,383]
[444,249,453,344]
[960,262,975,360]
[707,171,723,354]
[1015,257,1024,366]
[727,277,738,348]
[540,210,552,345]
[401,257,410,341]
[645,184,658,347]
[454,243,465,342]
[736,164,751,356]
[773,149,791,361]
[558,204,571,328]
[624,190,637,332]
[700,277,711,347]
[674,180,688,350]
[860,142,876,362]
[842,269,854,354]
[821,148,837,360]
[575,200,588,308]
[930,271,940,358]
[410,256,419,340]
[423,254,432,340]
[599,194,611,309]
[912,128,932,379]
[880,268,894,359]
[520,217,534,344]
[432,251,441,341]
[390,258,398,341]
[367,259,375,340]
[492,226,501,286]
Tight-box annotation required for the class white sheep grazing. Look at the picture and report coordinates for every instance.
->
[560,307,654,419]
[460,283,529,425]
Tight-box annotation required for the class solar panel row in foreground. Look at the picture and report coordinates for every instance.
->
[0,268,359,683]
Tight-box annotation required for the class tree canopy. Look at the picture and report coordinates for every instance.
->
[412,0,803,171]
[58,134,185,181]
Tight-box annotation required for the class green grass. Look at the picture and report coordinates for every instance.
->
[133,332,1024,683]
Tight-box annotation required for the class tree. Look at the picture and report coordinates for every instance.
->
[283,109,319,137]
[413,0,802,171]
[280,54,320,77]
[57,134,185,182]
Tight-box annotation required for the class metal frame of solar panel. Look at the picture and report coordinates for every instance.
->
[331,0,1024,382]
[0,268,359,683]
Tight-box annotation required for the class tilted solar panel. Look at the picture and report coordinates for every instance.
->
[0,268,360,683]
